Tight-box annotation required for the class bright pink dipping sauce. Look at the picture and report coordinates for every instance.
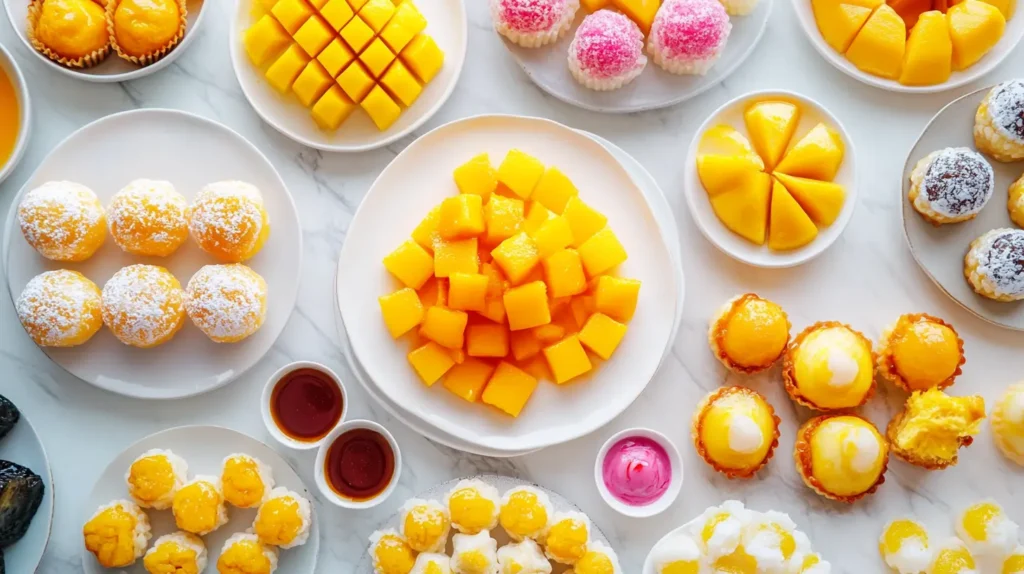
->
[602,436,672,506]
[497,0,563,32]
[651,0,730,59]
[571,10,644,78]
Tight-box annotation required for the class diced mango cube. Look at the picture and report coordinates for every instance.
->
[400,34,444,82]
[411,204,442,253]
[271,0,314,34]
[562,197,608,247]
[454,154,498,202]
[309,0,328,8]
[491,232,540,285]
[497,149,545,199]
[522,201,553,236]
[378,287,424,337]
[478,298,506,324]
[484,195,525,245]
[435,278,449,307]
[419,306,468,349]
[467,323,510,357]
[594,276,641,322]
[417,276,440,307]
[503,281,550,331]
[349,0,369,9]
[443,358,495,402]
[359,38,396,78]
[481,362,539,417]
[532,323,565,344]
[380,61,423,106]
[434,237,479,277]
[570,294,596,328]
[578,228,627,277]
[294,15,334,57]
[261,0,280,10]
[542,248,586,298]
[532,167,579,213]
[542,335,592,384]
[317,38,354,77]
[265,45,309,93]
[408,341,455,386]
[359,0,396,31]
[292,60,334,106]
[380,2,427,51]
[519,265,544,286]
[578,313,627,360]
[245,15,291,67]
[320,0,355,30]
[337,61,375,102]
[510,329,542,360]
[439,194,485,240]
[448,272,488,312]
[383,239,434,289]
[361,85,402,130]
[448,346,466,364]
[531,216,574,259]
[516,355,551,382]
[341,15,375,52]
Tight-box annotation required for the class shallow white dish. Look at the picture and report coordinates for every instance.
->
[641,516,701,574]
[81,425,318,574]
[336,114,678,453]
[501,0,772,113]
[594,427,682,518]
[902,84,1024,331]
[4,0,208,83]
[0,406,54,574]
[0,42,31,185]
[229,0,468,152]
[791,0,1024,93]
[261,361,349,450]
[2,109,302,399]
[314,419,402,509]
[684,89,858,268]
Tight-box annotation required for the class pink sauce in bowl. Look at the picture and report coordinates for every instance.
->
[601,435,672,506]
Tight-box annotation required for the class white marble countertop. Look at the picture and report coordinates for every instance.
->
[2,1,1024,572]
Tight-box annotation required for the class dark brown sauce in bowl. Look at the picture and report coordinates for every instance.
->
[270,367,344,442]
[325,428,396,501]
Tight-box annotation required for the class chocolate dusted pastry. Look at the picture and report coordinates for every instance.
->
[0,397,18,442]
[0,461,44,548]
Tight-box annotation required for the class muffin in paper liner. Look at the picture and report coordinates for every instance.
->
[648,42,722,76]
[992,382,1024,466]
[708,293,791,375]
[490,0,579,48]
[691,386,781,479]
[107,0,188,67]
[876,313,965,393]
[1009,173,1024,228]
[782,321,877,412]
[27,0,112,69]
[974,82,1024,163]
[963,228,1024,302]
[794,414,888,504]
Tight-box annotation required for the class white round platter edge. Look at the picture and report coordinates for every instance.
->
[0,408,54,574]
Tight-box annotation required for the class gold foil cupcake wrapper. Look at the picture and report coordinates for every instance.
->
[27,0,112,69]
[794,414,888,504]
[876,313,965,394]
[107,0,188,67]
[782,320,877,412]
[708,293,791,375]
[691,386,781,480]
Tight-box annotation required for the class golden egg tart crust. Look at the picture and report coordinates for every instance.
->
[692,386,782,479]
[106,0,187,67]
[783,321,877,412]
[877,313,965,393]
[27,0,112,69]
[708,293,791,375]
[794,414,889,504]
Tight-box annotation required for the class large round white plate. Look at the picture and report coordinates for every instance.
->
[336,114,678,452]
[229,0,468,152]
[902,84,1024,331]
[355,474,614,573]
[501,0,772,113]
[81,425,318,573]
[0,406,54,574]
[4,0,208,83]
[2,109,302,399]
[684,89,858,268]
[791,0,1024,93]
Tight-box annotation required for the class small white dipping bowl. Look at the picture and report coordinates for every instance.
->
[0,43,31,185]
[595,427,682,518]
[315,419,402,510]
[261,360,347,450]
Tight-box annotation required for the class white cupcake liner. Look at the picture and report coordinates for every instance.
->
[567,51,647,91]
[648,43,722,76]
[491,0,580,48]
[720,0,759,15]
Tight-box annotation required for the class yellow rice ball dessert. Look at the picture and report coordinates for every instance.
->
[452,531,499,574]
[574,541,622,574]
[782,321,876,411]
[143,531,207,574]
[221,453,275,509]
[879,518,932,574]
[974,80,1024,163]
[993,382,1024,466]
[107,179,189,257]
[543,511,590,565]
[101,264,186,348]
[184,264,267,343]
[794,414,888,503]
[368,529,417,574]
[253,487,312,549]
[401,498,450,553]
[83,499,152,568]
[876,313,965,392]
[411,553,454,574]
[125,448,188,510]
[497,540,549,574]
[687,499,751,559]
[171,475,228,536]
[739,512,809,572]
[188,180,270,263]
[1009,174,1024,228]
[928,538,977,574]
[16,269,102,347]
[499,486,552,542]
[18,181,106,262]
[218,532,279,574]
[649,534,702,574]
[964,228,1024,302]
[955,500,1020,559]
[708,293,790,374]
[446,478,500,535]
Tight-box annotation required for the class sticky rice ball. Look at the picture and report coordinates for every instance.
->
[185,264,267,343]
[18,181,106,262]
[650,535,701,574]
[452,530,499,574]
[82,499,152,568]
[368,529,417,574]
[740,511,806,574]
[928,538,978,574]
[401,498,450,553]
[955,500,1019,559]
[106,179,189,257]
[574,541,622,574]
[447,479,500,535]
[411,553,453,574]
[687,499,751,559]
[188,180,270,263]
[218,532,279,574]
[1004,547,1024,574]
[543,511,590,565]
[795,553,832,573]
[101,264,186,348]
[125,448,188,510]
[222,453,275,509]
[879,518,932,574]
[172,475,228,536]
[499,486,552,542]
[498,539,551,574]
[16,270,102,347]
[143,531,207,574]
[253,487,312,549]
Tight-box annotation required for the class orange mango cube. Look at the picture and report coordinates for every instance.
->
[448,272,488,312]
[480,262,508,298]
[522,201,553,236]
[594,276,641,322]
[411,204,442,253]
[466,323,510,357]
[417,276,440,307]
[497,149,545,199]
[570,294,596,328]
[578,313,627,360]
[434,237,479,278]
[378,287,424,337]
[532,323,565,345]
[435,278,449,307]
[482,362,539,417]
[448,346,466,365]
[453,153,498,202]
[491,232,540,284]
[542,248,587,298]
[484,195,525,245]
[439,194,485,240]
[532,166,579,214]
[503,281,551,331]
[408,341,455,386]
[562,197,608,247]
[383,239,434,289]
[542,335,593,384]
[443,358,495,402]
[578,227,627,277]
[510,329,542,361]
[419,306,468,349]
[531,216,574,259]
[516,355,551,382]
[478,298,507,324]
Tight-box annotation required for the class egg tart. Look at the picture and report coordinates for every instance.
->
[782,322,876,411]
[991,383,1024,466]
[887,389,985,470]
[877,313,965,393]
[27,0,111,68]
[107,0,187,67]
[794,414,889,503]
[692,386,781,479]
[708,294,791,374]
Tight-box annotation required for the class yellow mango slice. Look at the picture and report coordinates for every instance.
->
[697,154,765,196]
[978,0,1014,19]
[773,173,846,226]
[812,0,873,53]
[743,101,800,171]
[899,11,952,86]
[947,0,1005,71]
[698,125,765,161]
[768,180,818,251]
[709,172,772,245]
[889,0,933,28]
[845,5,906,80]
[775,123,845,182]
[611,0,661,33]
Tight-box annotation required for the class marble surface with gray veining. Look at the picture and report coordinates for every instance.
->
[2,0,1023,572]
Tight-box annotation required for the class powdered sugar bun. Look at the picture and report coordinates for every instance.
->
[908,148,994,225]
[964,229,1024,302]
[185,264,267,343]
[16,270,103,347]
[647,0,731,75]
[188,181,270,263]
[107,179,189,257]
[18,181,107,262]
[102,264,186,348]
[568,10,647,91]
[974,80,1024,163]
[490,0,579,48]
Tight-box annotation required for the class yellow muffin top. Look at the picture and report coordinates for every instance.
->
[891,389,986,464]
[697,387,778,472]
[34,0,109,59]
[888,315,962,391]
[113,0,182,57]
[791,325,874,409]
[717,295,789,370]
[82,503,141,568]
[808,416,887,497]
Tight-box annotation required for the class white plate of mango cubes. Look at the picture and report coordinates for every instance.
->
[336,114,678,453]
[230,0,467,152]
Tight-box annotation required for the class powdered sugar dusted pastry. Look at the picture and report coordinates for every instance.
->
[568,10,646,91]
[185,264,267,343]
[908,148,994,225]
[18,181,106,262]
[974,79,1024,163]
[1009,173,1024,228]
[647,0,731,75]
[102,264,186,348]
[16,270,103,348]
[491,0,579,48]
[964,228,1024,302]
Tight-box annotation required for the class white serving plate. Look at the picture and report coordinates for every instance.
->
[0,42,31,185]
[2,109,302,399]
[791,0,1024,93]
[684,89,858,268]
[501,0,772,113]
[0,407,54,574]
[354,474,615,573]
[4,0,208,83]
[902,84,1024,330]
[229,0,468,152]
[641,516,700,574]
[81,425,319,574]
[336,114,678,453]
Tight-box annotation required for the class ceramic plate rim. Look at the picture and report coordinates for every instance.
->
[0,410,55,574]
[0,42,32,186]
[641,517,701,574]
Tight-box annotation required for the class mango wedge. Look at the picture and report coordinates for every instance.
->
[775,123,845,182]
[698,154,765,196]
[948,0,1006,71]
[768,180,818,251]
[773,173,846,226]
[743,101,800,171]
[845,4,906,80]
[698,124,766,161]
[812,0,873,53]
[899,11,952,86]
[709,172,772,245]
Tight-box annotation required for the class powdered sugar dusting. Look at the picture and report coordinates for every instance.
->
[649,0,731,60]
[16,270,102,347]
[569,10,646,78]
[185,264,267,343]
[18,181,106,261]
[107,179,189,256]
[494,0,567,32]
[102,264,185,348]
[188,181,266,261]
[922,147,994,217]
[990,79,1024,143]
[975,229,1024,298]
